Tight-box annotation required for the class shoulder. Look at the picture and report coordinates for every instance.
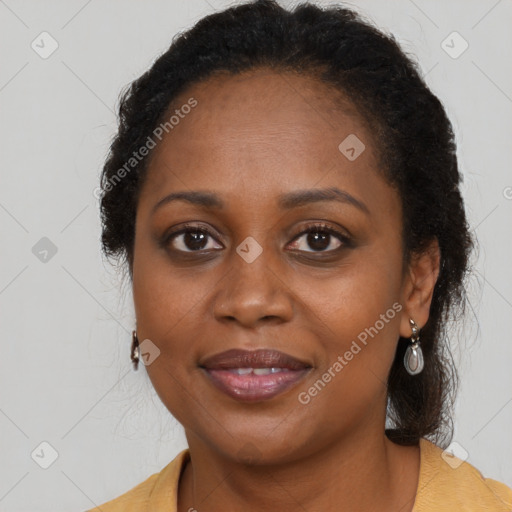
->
[85,449,189,512]
[414,438,512,511]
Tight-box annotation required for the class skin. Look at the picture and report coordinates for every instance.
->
[131,68,440,512]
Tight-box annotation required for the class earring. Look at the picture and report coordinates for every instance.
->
[131,330,140,371]
[404,319,424,376]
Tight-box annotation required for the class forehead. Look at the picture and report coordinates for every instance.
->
[139,67,388,212]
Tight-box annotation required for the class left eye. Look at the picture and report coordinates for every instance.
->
[288,226,346,253]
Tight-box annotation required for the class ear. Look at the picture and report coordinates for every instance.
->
[399,238,441,337]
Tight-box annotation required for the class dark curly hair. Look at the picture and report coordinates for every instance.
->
[99,0,473,447]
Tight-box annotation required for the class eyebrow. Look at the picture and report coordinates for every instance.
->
[151,186,369,215]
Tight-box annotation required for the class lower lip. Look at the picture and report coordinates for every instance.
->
[203,368,311,402]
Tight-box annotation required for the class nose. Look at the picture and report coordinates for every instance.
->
[212,248,294,328]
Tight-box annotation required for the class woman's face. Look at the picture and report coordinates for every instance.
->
[132,68,420,463]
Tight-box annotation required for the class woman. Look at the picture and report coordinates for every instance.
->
[90,1,512,510]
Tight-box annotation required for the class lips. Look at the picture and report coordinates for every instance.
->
[200,349,312,402]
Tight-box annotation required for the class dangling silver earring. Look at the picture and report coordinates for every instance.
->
[404,319,424,375]
[131,330,140,371]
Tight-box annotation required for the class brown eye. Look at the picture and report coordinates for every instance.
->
[165,225,223,253]
[288,224,349,253]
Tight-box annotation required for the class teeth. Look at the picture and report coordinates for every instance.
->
[253,368,272,375]
[230,368,289,375]
[235,368,253,375]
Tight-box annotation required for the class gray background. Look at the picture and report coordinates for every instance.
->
[1,0,511,510]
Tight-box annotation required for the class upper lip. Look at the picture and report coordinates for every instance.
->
[200,349,311,371]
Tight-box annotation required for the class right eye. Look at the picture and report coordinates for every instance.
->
[164,223,224,253]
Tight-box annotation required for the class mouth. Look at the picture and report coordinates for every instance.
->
[199,349,312,402]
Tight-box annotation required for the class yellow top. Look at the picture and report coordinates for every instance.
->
[88,438,512,511]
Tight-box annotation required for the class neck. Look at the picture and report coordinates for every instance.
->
[177,427,419,512]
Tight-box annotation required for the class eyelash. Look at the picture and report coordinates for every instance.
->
[162,222,352,255]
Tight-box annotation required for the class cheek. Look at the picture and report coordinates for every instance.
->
[132,224,212,339]
[299,247,404,372]
[291,259,403,428]
[131,254,212,423]
[132,264,215,361]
